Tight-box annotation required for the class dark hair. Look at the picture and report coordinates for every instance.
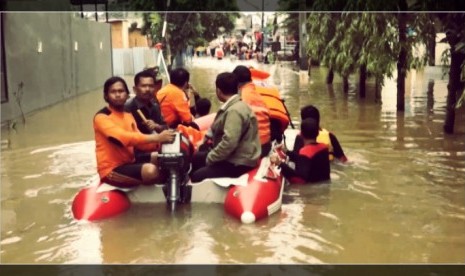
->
[300,105,320,126]
[169,67,190,87]
[215,72,238,95]
[196,98,211,117]
[300,118,319,140]
[134,70,155,86]
[103,76,129,97]
[232,65,251,83]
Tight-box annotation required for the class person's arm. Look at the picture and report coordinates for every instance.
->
[286,150,300,163]
[329,132,348,162]
[275,152,311,181]
[206,110,243,165]
[292,135,304,153]
[124,100,149,134]
[94,114,174,147]
[131,106,166,134]
[151,104,168,132]
[278,162,298,180]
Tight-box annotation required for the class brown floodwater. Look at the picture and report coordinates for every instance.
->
[1,57,464,264]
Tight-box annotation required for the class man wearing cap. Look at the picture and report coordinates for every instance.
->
[232,65,271,157]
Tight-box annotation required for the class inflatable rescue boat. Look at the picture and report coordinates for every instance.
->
[71,113,288,224]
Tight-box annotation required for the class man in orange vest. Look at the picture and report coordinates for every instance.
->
[232,65,271,157]
[156,68,198,129]
[249,67,290,143]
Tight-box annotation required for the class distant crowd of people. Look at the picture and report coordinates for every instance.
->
[189,40,272,63]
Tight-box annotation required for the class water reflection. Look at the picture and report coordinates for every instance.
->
[1,60,464,264]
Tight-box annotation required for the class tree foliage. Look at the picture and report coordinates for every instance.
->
[410,0,465,133]
[277,0,307,39]
[304,0,437,101]
[128,0,239,60]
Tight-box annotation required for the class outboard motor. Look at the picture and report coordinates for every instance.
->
[158,131,193,211]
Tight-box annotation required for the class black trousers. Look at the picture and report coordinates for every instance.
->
[190,151,254,183]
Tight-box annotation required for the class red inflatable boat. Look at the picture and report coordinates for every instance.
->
[72,155,285,223]
[72,107,288,224]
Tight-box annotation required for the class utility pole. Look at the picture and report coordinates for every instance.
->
[261,0,264,53]
[298,0,308,70]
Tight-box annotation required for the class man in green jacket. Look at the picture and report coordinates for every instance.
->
[190,72,261,182]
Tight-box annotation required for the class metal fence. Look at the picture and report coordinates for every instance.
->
[112,47,160,76]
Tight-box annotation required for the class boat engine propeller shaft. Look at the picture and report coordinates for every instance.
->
[158,132,192,211]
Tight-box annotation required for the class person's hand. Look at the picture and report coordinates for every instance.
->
[275,144,287,160]
[153,124,167,133]
[157,129,176,143]
[270,153,282,165]
[144,119,157,131]
[186,84,198,106]
[282,141,289,153]
[187,83,197,92]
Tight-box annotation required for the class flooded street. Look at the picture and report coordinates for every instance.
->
[1,57,464,264]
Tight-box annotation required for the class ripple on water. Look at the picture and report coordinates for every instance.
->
[30,141,96,178]
[23,174,43,179]
[1,236,22,245]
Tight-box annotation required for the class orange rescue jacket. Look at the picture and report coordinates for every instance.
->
[255,85,290,132]
[94,106,158,179]
[156,83,193,127]
[240,82,271,145]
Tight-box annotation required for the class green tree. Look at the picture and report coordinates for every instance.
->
[306,14,338,83]
[306,0,436,108]
[437,13,465,134]
[130,1,239,66]
[411,0,465,134]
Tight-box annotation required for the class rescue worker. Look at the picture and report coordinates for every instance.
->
[232,65,272,157]
[249,67,290,143]
[271,118,330,183]
[94,76,175,188]
[156,68,199,130]
[293,105,348,162]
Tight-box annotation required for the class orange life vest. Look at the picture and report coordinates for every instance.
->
[255,85,290,132]
[176,124,206,151]
[249,68,270,79]
[240,82,271,145]
[249,67,290,132]
[156,83,192,128]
